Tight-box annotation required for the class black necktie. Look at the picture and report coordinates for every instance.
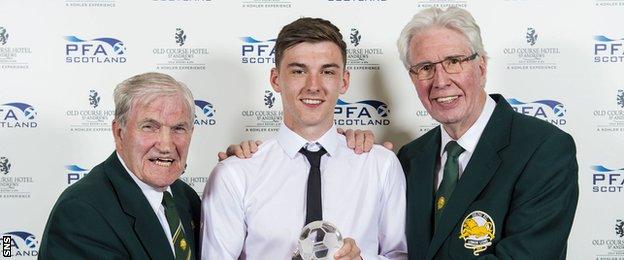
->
[300,146,327,225]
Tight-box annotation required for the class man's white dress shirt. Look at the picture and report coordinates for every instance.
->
[436,95,496,189]
[117,152,175,255]
[201,124,407,259]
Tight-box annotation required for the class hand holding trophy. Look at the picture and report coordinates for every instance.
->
[293,221,344,260]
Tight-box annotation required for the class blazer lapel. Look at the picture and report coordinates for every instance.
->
[426,95,512,259]
[104,153,174,260]
[405,128,440,260]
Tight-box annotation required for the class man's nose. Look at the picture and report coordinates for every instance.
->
[432,63,451,89]
[155,128,173,153]
[305,73,321,92]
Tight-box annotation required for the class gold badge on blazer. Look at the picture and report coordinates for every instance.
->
[459,210,495,256]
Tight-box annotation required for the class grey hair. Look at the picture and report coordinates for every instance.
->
[113,72,195,127]
[397,6,488,69]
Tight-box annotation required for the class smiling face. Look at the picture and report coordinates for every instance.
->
[113,93,193,190]
[408,26,488,138]
[270,41,350,140]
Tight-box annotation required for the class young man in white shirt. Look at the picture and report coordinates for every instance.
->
[200,17,407,260]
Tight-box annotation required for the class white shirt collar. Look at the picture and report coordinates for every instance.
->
[440,95,496,157]
[277,124,339,159]
[116,152,172,213]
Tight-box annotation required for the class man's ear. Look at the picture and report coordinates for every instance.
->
[478,55,487,84]
[270,67,281,93]
[339,69,350,94]
[112,120,123,150]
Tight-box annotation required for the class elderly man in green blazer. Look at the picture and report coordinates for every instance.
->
[39,72,201,260]
[220,7,579,259]
[394,7,578,260]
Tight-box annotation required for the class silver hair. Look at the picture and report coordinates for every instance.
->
[113,72,195,127]
[397,6,488,69]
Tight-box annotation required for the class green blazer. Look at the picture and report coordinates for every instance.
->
[398,94,578,260]
[39,152,201,260]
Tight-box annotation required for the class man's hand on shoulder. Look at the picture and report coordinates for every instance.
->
[217,140,263,161]
[337,128,393,153]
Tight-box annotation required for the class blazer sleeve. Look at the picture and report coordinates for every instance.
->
[38,198,128,260]
[486,131,579,259]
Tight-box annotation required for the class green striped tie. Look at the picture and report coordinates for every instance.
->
[434,141,465,226]
[162,191,193,260]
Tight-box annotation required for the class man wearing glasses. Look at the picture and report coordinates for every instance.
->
[396,6,579,259]
[223,6,579,259]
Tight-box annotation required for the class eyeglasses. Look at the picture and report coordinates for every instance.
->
[408,52,479,80]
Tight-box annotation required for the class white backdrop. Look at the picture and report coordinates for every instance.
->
[1,0,623,259]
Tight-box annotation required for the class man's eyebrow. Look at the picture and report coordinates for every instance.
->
[173,122,191,128]
[139,118,160,125]
[413,54,466,67]
[321,63,341,69]
[286,62,307,68]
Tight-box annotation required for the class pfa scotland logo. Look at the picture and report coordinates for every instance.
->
[264,90,276,109]
[0,157,11,175]
[508,98,566,126]
[240,36,276,64]
[195,100,215,117]
[459,211,495,256]
[526,27,538,46]
[1,102,38,128]
[65,164,89,185]
[0,26,8,46]
[334,99,390,126]
[175,28,186,46]
[194,100,216,126]
[591,165,624,193]
[64,35,126,63]
[2,231,39,257]
[350,28,361,47]
[616,219,624,238]
[594,35,624,63]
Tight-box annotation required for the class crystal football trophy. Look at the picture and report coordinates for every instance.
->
[292,220,344,260]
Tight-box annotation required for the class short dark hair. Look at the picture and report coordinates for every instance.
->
[274,17,347,68]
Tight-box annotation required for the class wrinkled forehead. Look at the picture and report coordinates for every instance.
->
[130,93,192,120]
[409,27,473,64]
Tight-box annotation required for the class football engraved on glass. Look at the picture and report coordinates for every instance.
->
[297,221,344,260]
